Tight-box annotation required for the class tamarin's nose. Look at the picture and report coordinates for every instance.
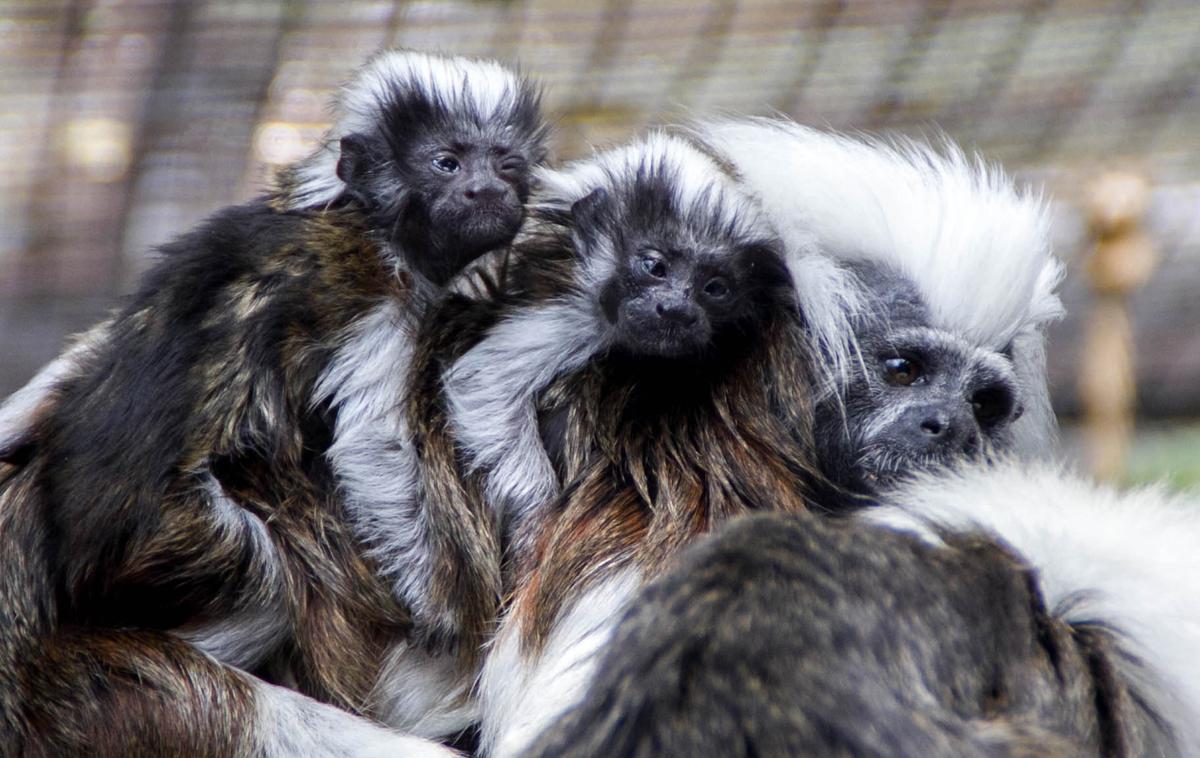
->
[655,301,699,327]
[919,413,949,437]
[902,405,973,452]
[464,181,507,202]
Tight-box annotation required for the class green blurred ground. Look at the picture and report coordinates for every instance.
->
[1061,421,1200,492]
[1125,422,1200,491]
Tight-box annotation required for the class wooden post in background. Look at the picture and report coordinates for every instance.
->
[1079,172,1157,482]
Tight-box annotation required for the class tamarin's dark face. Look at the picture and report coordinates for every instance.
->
[818,262,1023,493]
[338,126,534,285]
[599,239,771,358]
[572,182,790,360]
[336,83,546,286]
[399,125,532,281]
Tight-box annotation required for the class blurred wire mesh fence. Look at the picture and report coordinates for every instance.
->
[2,0,1199,428]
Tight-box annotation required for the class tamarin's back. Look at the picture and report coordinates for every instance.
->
[33,198,408,634]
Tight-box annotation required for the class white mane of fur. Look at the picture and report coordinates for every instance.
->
[695,118,1064,453]
[865,462,1200,755]
[284,49,529,210]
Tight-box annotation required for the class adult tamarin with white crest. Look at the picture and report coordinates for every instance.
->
[0,49,547,756]
[695,118,1063,503]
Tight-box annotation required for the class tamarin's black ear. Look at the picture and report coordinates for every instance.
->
[570,187,611,256]
[336,133,375,205]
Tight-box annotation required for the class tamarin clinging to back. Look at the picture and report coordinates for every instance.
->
[0,48,547,756]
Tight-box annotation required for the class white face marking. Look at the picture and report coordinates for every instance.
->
[856,326,1018,444]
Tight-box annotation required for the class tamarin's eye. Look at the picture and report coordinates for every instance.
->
[883,357,922,386]
[703,277,730,299]
[432,155,461,173]
[641,255,668,279]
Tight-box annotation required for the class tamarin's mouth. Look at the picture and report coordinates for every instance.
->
[616,324,710,359]
[468,199,519,217]
[855,448,969,490]
[463,207,521,230]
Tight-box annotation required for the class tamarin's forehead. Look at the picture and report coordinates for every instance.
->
[604,168,767,243]
[374,92,544,159]
[388,117,538,154]
[539,132,750,213]
[612,216,765,264]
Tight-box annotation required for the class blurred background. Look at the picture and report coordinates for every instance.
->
[2,0,1198,484]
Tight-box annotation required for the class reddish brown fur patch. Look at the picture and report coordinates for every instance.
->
[514,315,822,651]
[22,629,257,757]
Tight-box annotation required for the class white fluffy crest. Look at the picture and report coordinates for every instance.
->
[285,49,529,210]
[865,462,1200,755]
[697,118,1062,349]
[695,118,1063,452]
[784,252,868,401]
